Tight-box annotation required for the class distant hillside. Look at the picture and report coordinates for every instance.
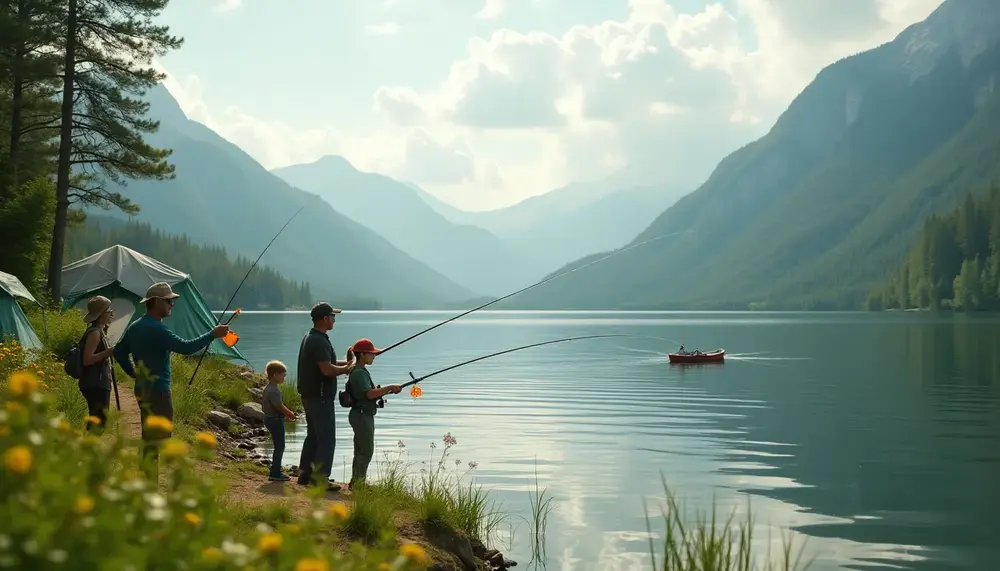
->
[412,173,690,282]
[66,216,329,309]
[271,157,518,295]
[500,0,1000,311]
[86,85,473,308]
[867,185,1000,311]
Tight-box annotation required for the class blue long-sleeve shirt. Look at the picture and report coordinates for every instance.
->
[113,314,214,393]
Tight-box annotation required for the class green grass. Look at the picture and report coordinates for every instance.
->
[340,488,397,545]
[644,476,814,571]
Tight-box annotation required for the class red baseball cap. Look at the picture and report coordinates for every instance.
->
[352,338,382,354]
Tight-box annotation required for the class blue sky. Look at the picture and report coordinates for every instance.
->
[155,0,944,211]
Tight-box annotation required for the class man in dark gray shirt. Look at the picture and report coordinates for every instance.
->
[295,302,355,490]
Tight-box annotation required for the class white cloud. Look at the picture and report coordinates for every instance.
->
[475,0,505,20]
[365,22,400,36]
[157,0,947,210]
[212,0,241,14]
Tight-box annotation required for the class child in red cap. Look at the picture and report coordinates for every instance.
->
[346,338,401,490]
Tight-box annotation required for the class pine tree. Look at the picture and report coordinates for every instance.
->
[46,0,183,303]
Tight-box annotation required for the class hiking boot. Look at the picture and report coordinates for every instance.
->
[269,474,291,482]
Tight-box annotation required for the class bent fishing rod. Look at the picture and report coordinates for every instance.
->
[377,230,689,356]
[187,204,306,386]
[391,333,632,392]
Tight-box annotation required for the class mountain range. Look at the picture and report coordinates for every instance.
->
[499,0,1000,310]
[84,0,999,312]
[85,85,473,308]
[271,158,687,295]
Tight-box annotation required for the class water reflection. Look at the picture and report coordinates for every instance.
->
[229,311,1000,571]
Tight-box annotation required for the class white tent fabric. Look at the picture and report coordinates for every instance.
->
[0,270,39,304]
[61,245,188,301]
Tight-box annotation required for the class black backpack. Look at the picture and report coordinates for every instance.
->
[338,378,354,408]
[64,345,83,379]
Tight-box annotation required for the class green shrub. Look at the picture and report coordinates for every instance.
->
[25,305,85,359]
[0,368,433,570]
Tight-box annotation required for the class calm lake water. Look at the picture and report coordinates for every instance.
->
[227,311,1000,571]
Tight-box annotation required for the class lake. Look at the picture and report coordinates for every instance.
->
[227,310,1000,571]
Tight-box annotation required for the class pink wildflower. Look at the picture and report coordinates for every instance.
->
[443,433,457,447]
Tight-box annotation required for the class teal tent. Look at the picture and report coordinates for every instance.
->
[60,245,246,361]
[0,270,43,351]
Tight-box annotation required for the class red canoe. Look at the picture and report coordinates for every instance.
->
[668,349,725,364]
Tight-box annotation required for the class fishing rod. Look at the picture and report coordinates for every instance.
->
[378,230,689,356]
[187,204,306,386]
[395,333,631,392]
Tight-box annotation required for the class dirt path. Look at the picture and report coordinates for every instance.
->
[107,382,348,517]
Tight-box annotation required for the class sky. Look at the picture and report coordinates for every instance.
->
[155,0,945,211]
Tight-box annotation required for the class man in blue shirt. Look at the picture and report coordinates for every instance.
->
[114,282,228,478]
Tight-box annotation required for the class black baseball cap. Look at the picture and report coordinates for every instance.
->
[310,302,342,321]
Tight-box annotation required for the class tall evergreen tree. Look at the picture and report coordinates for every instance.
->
[46,0,183,303]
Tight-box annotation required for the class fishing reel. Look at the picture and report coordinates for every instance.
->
[375,386,386,409]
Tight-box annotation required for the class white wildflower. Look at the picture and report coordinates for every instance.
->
[27,431,42,446]
[47,550,67,563]
[255,523,273,534]
[122,479,145,492]
[22,540,38,555]
[81,517,96,528]
[144,493,167,509]
[145,508,169,521]
[49,417,63,429]
[101,488,124,502]
[183,498,197,508]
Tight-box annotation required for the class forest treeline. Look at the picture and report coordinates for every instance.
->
[0,0,315,309]
[67,218,313,310]
[867,185,1000,312]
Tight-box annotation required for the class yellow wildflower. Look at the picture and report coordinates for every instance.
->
[143,415,174,435]
[85,415,102,426]
[400,543,429,563]
[257,533,283,553]
[195,431,218,448]
[59,419,71,432]
[327,502,349,520]
[184,512,202,527]
[73,495,95,515]
[7,371,39,397]
[5,401,25,415]
[379,564,392,571]
[294,558,329,571]
[161,438,189,460]
[201,547,223,562]
[3,445,32,475]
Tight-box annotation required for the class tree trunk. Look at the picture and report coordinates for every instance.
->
[47,0,76,305]
[7,0,26,187]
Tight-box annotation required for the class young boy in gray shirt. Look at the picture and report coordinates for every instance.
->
[262,360,297,481]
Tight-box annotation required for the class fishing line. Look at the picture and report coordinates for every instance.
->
[187,204,306,386]
[378,230,691,356]
[394,334,632,393]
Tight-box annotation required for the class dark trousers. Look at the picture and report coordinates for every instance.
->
[80,388,111,433]
[297,396,335,486]
[137,388,173,481]
[348,408,375,486]
[263,414,286,478]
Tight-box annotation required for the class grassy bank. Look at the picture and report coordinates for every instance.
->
[1,306,815,571]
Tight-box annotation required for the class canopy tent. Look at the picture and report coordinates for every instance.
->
[0,270,43,351]
[60,245,246,362]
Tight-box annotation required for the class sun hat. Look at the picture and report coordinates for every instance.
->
[352,338,382,355]
[140,282,180,304]
[83,295,112,323]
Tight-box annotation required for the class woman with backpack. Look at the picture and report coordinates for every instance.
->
[78,296,116,432]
